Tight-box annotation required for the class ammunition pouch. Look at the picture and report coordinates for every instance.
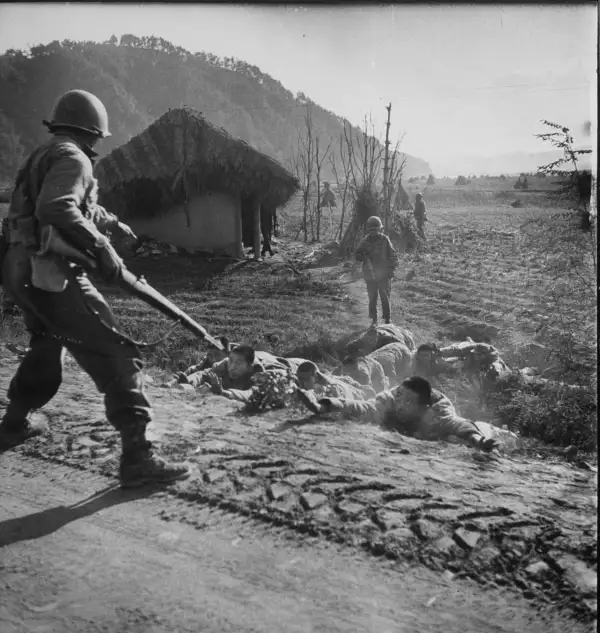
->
[30,252,71,293]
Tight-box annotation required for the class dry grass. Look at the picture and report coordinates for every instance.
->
[1,252,363,377]
[1,184,595,453]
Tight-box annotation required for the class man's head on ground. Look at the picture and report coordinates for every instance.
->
[395,376,433,409]
[413,343,441,372]
[296,361,320,390]
[463,343,501,372]
[344,328,378,361]
[227,344,256,379]
[343,340,363,364]
[381,376,433,434]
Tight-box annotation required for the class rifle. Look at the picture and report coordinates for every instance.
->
[39,226,224,351]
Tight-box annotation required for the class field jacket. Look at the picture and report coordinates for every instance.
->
[324,387,481,443]
[5,133,119,253]
[355,232,399,282]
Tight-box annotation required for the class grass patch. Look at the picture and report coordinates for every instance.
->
[2,255,363,373]
[485,372,597,453]
[96,256,363,372]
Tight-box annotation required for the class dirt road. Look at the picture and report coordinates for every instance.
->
[0,454,591,633]
[1,348,597,631]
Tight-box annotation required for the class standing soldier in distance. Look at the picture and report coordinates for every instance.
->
[355,215,399,327]
[413,192,427,239]
[0,89,191,487]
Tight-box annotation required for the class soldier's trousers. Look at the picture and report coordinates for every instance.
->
[366,278,392,322]
[2,247,152,433]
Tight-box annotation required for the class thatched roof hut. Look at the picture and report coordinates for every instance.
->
[95,106,300,221]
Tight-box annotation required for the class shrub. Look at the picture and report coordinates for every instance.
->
[485,371,597,453]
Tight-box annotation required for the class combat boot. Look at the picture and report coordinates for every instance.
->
[119,423,192,488]
[0,406,48,450]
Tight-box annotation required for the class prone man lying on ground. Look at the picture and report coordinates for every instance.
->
[172,343,375,404]
[297,375,501,453]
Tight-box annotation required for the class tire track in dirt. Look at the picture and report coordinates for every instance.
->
[5,455,587,633]
[4,374,595,627]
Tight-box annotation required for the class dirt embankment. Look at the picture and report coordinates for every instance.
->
[1,349,596,627]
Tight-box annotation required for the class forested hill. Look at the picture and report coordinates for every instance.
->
[0,35,432,183]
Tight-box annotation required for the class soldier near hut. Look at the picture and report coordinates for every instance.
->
[413,192,427,238]
[260,202,276,258]
[0,90,191,487]
[320,182,337,208]
[355,216,400,326]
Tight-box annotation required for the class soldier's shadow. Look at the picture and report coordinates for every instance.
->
[0,484,157,548]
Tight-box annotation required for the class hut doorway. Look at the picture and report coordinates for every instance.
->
[241,196,254,249]
[241,197,276,251]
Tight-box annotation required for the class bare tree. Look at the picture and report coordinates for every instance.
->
[329,132,353,241]
[295,105,315,242]
[336,115,413,255]
[342,114,385,195]
[314,135,332,241]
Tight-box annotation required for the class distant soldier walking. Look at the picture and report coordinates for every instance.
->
[355,215,399,326]
[0,89,191,488]
[413,192,427,238]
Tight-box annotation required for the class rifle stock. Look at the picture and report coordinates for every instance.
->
[40,226,224,351]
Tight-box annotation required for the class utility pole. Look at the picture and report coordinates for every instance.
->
[382,103,392,232]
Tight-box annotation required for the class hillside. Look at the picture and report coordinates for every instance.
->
[0,35,431,184]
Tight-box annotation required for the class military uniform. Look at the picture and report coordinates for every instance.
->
[355,217,399,325]
[413,196,427,238]
[0,90,190,487]
[303,385,497,450]
[184,357,266,390]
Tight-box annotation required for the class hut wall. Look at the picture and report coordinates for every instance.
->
[129,191,243,257]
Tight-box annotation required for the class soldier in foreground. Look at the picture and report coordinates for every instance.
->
[0,90,191,487]
[355,215,400,326]
[297,376,500,452]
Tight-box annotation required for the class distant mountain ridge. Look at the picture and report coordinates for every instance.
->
[0,35,432,184]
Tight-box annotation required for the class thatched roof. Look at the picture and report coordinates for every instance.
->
[94,107,300,220]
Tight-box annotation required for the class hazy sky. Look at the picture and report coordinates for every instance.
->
[0,3,596,173]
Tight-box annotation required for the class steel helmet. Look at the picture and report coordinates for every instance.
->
[416,192,423,199]
[366,216,383,231]
[44,90,111,138]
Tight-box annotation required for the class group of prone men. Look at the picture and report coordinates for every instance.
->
[171,323,516,453]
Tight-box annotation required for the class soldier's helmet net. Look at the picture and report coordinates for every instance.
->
[44,90,111,138]
[366,216,383,231]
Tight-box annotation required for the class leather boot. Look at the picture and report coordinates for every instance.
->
[0,404,47,450]
[119,421,192,488]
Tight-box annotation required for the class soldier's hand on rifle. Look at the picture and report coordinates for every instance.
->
[95,241,124,284]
